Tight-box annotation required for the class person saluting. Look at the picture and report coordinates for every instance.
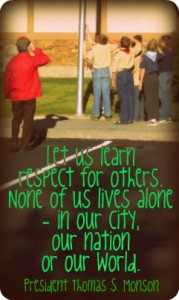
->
[4,36,51,152]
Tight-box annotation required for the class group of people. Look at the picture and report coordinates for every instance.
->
[86,32,173,126]
[4,32,173,153]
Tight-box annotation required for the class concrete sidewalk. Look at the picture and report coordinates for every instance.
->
[0,115,179,142]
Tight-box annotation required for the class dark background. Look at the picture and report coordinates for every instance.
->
[0,138,178,300]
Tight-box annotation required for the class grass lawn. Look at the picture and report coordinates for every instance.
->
[0,77,178,120]
[0,77,119,118]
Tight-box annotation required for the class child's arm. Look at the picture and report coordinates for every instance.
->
[108,39,118,46]
[85,58,93,70]
[129,36,141,45]
[85,25,95,45]
[158,47,164,54]
[139,68,145,91]
[127,36,142,56]
[108,40,118,52]
[111,72,117,88]
[111,52,119,87]
[84,25,95,59]
[85,45,94,70]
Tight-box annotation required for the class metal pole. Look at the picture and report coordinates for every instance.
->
[96,0,102,36]
[76,0,86,116]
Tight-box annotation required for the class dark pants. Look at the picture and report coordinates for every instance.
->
[134,86,144,121]
[159,71,173,120]
[143,73,159,120]
[11,99,36,150]
[116,70,135,122]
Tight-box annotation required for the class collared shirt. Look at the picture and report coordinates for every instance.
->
[140,52,164,74]
[86,43,117,69]
[111,42,142,73]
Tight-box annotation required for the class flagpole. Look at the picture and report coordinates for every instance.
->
[76,0,86,116]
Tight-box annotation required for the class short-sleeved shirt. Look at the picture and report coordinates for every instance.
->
[111,42,142,73]
[133,54,142,86]
[140,52,164,74]
[86,43,117,69]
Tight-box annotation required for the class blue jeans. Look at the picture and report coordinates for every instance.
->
[159,71,173,120]
[134,86,144,121]
[92,68,112,117]
[116,70,135,122]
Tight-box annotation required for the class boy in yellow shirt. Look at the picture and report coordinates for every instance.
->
[86,34,117,120]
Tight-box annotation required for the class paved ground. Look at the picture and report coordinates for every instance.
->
[0,115,179,142]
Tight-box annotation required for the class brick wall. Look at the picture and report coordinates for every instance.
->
[35,39,79,66]
[0,33,172,76]
[0,33,168,68]
[0,39,81,68]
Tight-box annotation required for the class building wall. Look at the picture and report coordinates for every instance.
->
[0,0,178,76]
[107,0,176,33]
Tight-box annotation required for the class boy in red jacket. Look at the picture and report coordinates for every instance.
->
[4,36,51,152]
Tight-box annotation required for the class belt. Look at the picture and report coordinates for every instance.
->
[146,71,158,75]
[93,67,109,70]
[117,68,133,72]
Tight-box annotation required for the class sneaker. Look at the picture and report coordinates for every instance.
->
[145,119,159,126]
[105,115,112,121]
[167,117,172,122]
[91,116,100,121]
[159,119,168,123]
[159,118,172,123]
[114,120,128,125]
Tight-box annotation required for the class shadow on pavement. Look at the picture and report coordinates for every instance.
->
[30,114,69,147]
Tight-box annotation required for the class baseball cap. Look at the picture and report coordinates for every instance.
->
[16,36,31,52]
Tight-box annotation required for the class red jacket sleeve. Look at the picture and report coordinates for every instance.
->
[31,48,51,67]
[4,49,51,100]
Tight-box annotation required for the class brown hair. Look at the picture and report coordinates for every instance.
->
[147,39,158,52]
[131,35,143,47]
[120,37,131,49]
[97,34,108,45]
[160,35,172,48]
